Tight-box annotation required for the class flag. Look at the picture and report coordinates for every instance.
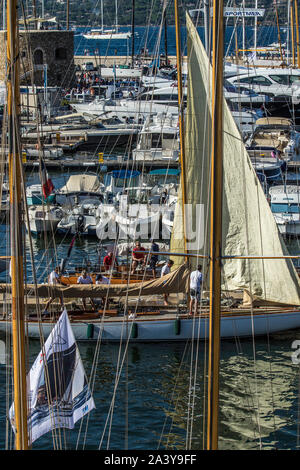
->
[9,310,95,444]
[60,234,77,273]
[40,159,54,198]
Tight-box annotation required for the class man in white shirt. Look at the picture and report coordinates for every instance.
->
[189,265,203,315]
[77,269,95,311]
[161,259,174,306]
[95,273,110,307]
[43,266,67,314]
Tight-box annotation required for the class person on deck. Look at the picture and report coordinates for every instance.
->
[161,259,174,306]
[43,266,67,315]
[189,265,203,315]
[131,241,146,274]
[95,273,110,308]
[77,269,95,311]
[149,241,159,279]
[103,252,114,271]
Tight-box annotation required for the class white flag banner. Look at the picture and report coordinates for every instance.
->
[9,309,95,444]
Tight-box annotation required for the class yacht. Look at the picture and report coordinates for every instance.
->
[269,185,300,237]
[56,199,102,237]
[28,205,64,235]
[26,184,56,205]
[245,117,300,162]
[71,97,179,124]
[132,113,179,162]
[55,174,104,207]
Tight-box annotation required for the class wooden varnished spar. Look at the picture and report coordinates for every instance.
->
[207,0,224,451]
[7,0,28,450]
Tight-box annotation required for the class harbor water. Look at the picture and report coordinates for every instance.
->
[73,25,288,58]
[1,330,300,449]
[0,24,300,451]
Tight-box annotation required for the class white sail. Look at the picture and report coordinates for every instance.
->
[171,13,300,306]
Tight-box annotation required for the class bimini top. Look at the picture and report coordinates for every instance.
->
[58,174,102,194]
[110,170,140,179]
[255,117,293,127]
[149,169,180,176]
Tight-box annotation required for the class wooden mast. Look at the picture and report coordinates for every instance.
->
[291,1,295,67]
[174,0,188,258]
[207,0,224,451]
[7,0,28,450]
[294,0,300,68]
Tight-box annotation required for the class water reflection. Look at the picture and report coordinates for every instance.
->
[0,318,300,449]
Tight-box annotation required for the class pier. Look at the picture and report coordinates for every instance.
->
[22,157,180,171]
[74,55,185,68]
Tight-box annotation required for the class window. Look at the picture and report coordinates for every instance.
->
[33,49,43,65]
[290,75,300,84]
[269,75,289,85]
[249,76,272,86]
[237,77,253,84]
[55,47,67,60]
[151,134,162,148]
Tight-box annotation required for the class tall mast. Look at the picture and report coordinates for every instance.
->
[274,1,283,62]
[101,0,104,32]
[295,0,300,68]
[207,0,224,451]
[242,0,245,60]
[115,0,118,32]
[291,1,295,66]
[32,0,37,29]
[174,0,188,257]
[163,5,168,65]
[131,0,135,67]
[254,0,258,53]
[7,0,28,450]
[66,0,70,30]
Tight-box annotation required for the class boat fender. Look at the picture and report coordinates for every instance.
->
[131,322,138,339]
[87,323,94,339]
[174,318,181,335]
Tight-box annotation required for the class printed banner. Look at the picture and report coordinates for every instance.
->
[9,309,95,444]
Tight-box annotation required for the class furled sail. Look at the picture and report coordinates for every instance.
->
[171,13,300,305]
[0,263,190,298]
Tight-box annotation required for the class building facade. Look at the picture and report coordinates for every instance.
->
[0,30,75,88]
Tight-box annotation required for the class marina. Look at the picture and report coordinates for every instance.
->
[1,0,300,453]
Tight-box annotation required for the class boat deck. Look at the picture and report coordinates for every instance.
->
[0,291,298,324]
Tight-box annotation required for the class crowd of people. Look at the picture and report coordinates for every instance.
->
[43,241,203,316]
[64,70,142,101]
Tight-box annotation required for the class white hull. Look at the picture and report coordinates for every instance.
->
[83,32,131,40]
[277,223,300,237]
[72,100,179,123]
[3,309,300,342]
[28,206,64,234]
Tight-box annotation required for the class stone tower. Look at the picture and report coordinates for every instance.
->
[0,29,75,88]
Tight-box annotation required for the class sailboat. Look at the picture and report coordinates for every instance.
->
[83,0,132,40]
[1,7,300,343]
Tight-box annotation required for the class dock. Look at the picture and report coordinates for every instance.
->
[74,55,185,68]
[22,157,180,171]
